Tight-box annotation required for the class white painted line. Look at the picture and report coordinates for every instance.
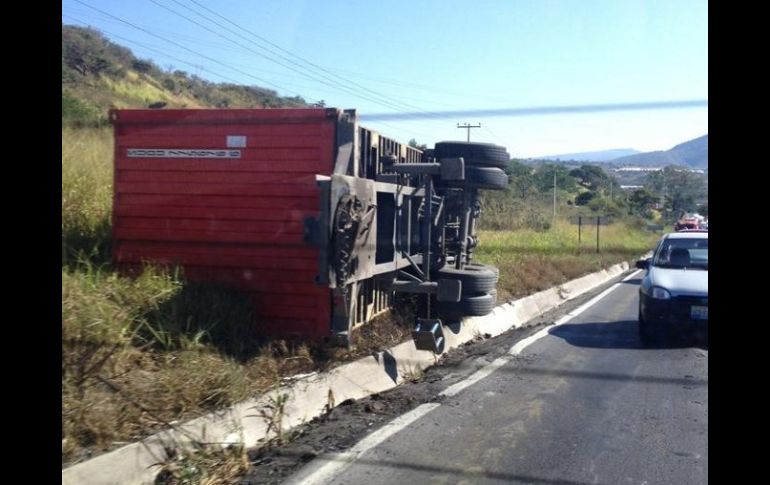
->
[286,267,641,484]
[623,269,643,281]
[64,262,636,485]
[442,269,642,395]
[553,269,641,326]
[509,327,553,355]
[287,403,441,485]
[512,269,642,352]
[440,357,511,397]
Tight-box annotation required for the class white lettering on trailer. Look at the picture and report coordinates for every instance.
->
[127,149,241,158]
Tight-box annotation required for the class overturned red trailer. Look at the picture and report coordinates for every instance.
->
[111,108,508,350]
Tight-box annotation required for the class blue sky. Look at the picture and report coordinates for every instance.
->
[62,0,708,158]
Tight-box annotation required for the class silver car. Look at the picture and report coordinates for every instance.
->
[636,231,708,345]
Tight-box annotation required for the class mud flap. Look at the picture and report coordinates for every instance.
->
[331,281,358,347]
[412,318,445,354]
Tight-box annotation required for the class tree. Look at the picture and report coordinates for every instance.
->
[628,188,658,215]
[505,160,536,196]
[533,163,576,193]
[131,59,154,74]
[645,166,706,217]
[161,77,177,92]
[575,191,595,206]
[569,164,610,192]
[62,27,106,76]
[587,196,624,218]
[62,25,127,78]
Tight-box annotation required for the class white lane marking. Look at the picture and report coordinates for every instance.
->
[551,269,641,326]
[440,357,510,397]
[622,269,643,281]
[509,327,553,355]
[441,269,642,396]
[505,283,621,355]
[288,403,441,485]
[289,270,643,484]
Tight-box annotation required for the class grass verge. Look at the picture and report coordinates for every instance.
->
[474,221,660,301]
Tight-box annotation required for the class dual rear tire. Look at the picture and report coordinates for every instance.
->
[434,142,509,191]
[433,264,499,320]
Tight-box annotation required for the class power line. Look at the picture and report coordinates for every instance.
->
[482,125,507,145]
[63,14,258,87]
[72,0,315,101]
[180,0,444,118]
[63,8,249,52]
[63,7,529,112]
[63,15,349,91]
[65,15,444,143]
[64,11,454,109]
[64,5,707,144]
[64,15,440,139]
[148,0,424,115]
[361,100,708,121]
[371,120,439,142]
[327,66,531,105]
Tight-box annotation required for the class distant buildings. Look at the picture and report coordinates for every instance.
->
[610,166,706,174]
[611,167,663,172]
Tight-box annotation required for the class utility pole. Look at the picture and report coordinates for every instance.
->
[457,122,481,142]
[553,170,557,221]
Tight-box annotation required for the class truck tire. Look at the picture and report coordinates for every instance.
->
[434,141,510,169]
[434,266,497,293]
[436,292,496,318]
[467,166,509,190]
[444,166,508,190]
[466,262,500,278]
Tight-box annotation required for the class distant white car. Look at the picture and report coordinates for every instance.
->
[636,231,708,344]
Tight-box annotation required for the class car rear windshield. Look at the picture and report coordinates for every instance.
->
[652,238,708,269]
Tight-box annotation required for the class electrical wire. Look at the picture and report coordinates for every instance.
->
[72,0,314,101]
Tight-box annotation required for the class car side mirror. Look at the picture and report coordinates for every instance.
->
[635,259,650,269]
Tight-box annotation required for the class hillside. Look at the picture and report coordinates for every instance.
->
[610,135,708,168]
[62,24,311,125]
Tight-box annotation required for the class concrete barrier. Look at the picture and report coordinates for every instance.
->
[62,261,630,485]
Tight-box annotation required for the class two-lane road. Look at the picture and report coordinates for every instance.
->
[288,272,708,485]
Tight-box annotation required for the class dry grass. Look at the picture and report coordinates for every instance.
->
[61,127,113,264]
[473,221,660,300]
[153,443,250,485]
[61,260,409,466]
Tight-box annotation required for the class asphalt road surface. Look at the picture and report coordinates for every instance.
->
[284,271,708,485]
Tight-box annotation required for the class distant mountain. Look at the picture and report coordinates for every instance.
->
[540,148,641,162]
[610,135,708,169]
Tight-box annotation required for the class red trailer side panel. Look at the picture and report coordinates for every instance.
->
[111,109,335,339]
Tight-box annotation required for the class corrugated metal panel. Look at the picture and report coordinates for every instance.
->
[111,109,336,339]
